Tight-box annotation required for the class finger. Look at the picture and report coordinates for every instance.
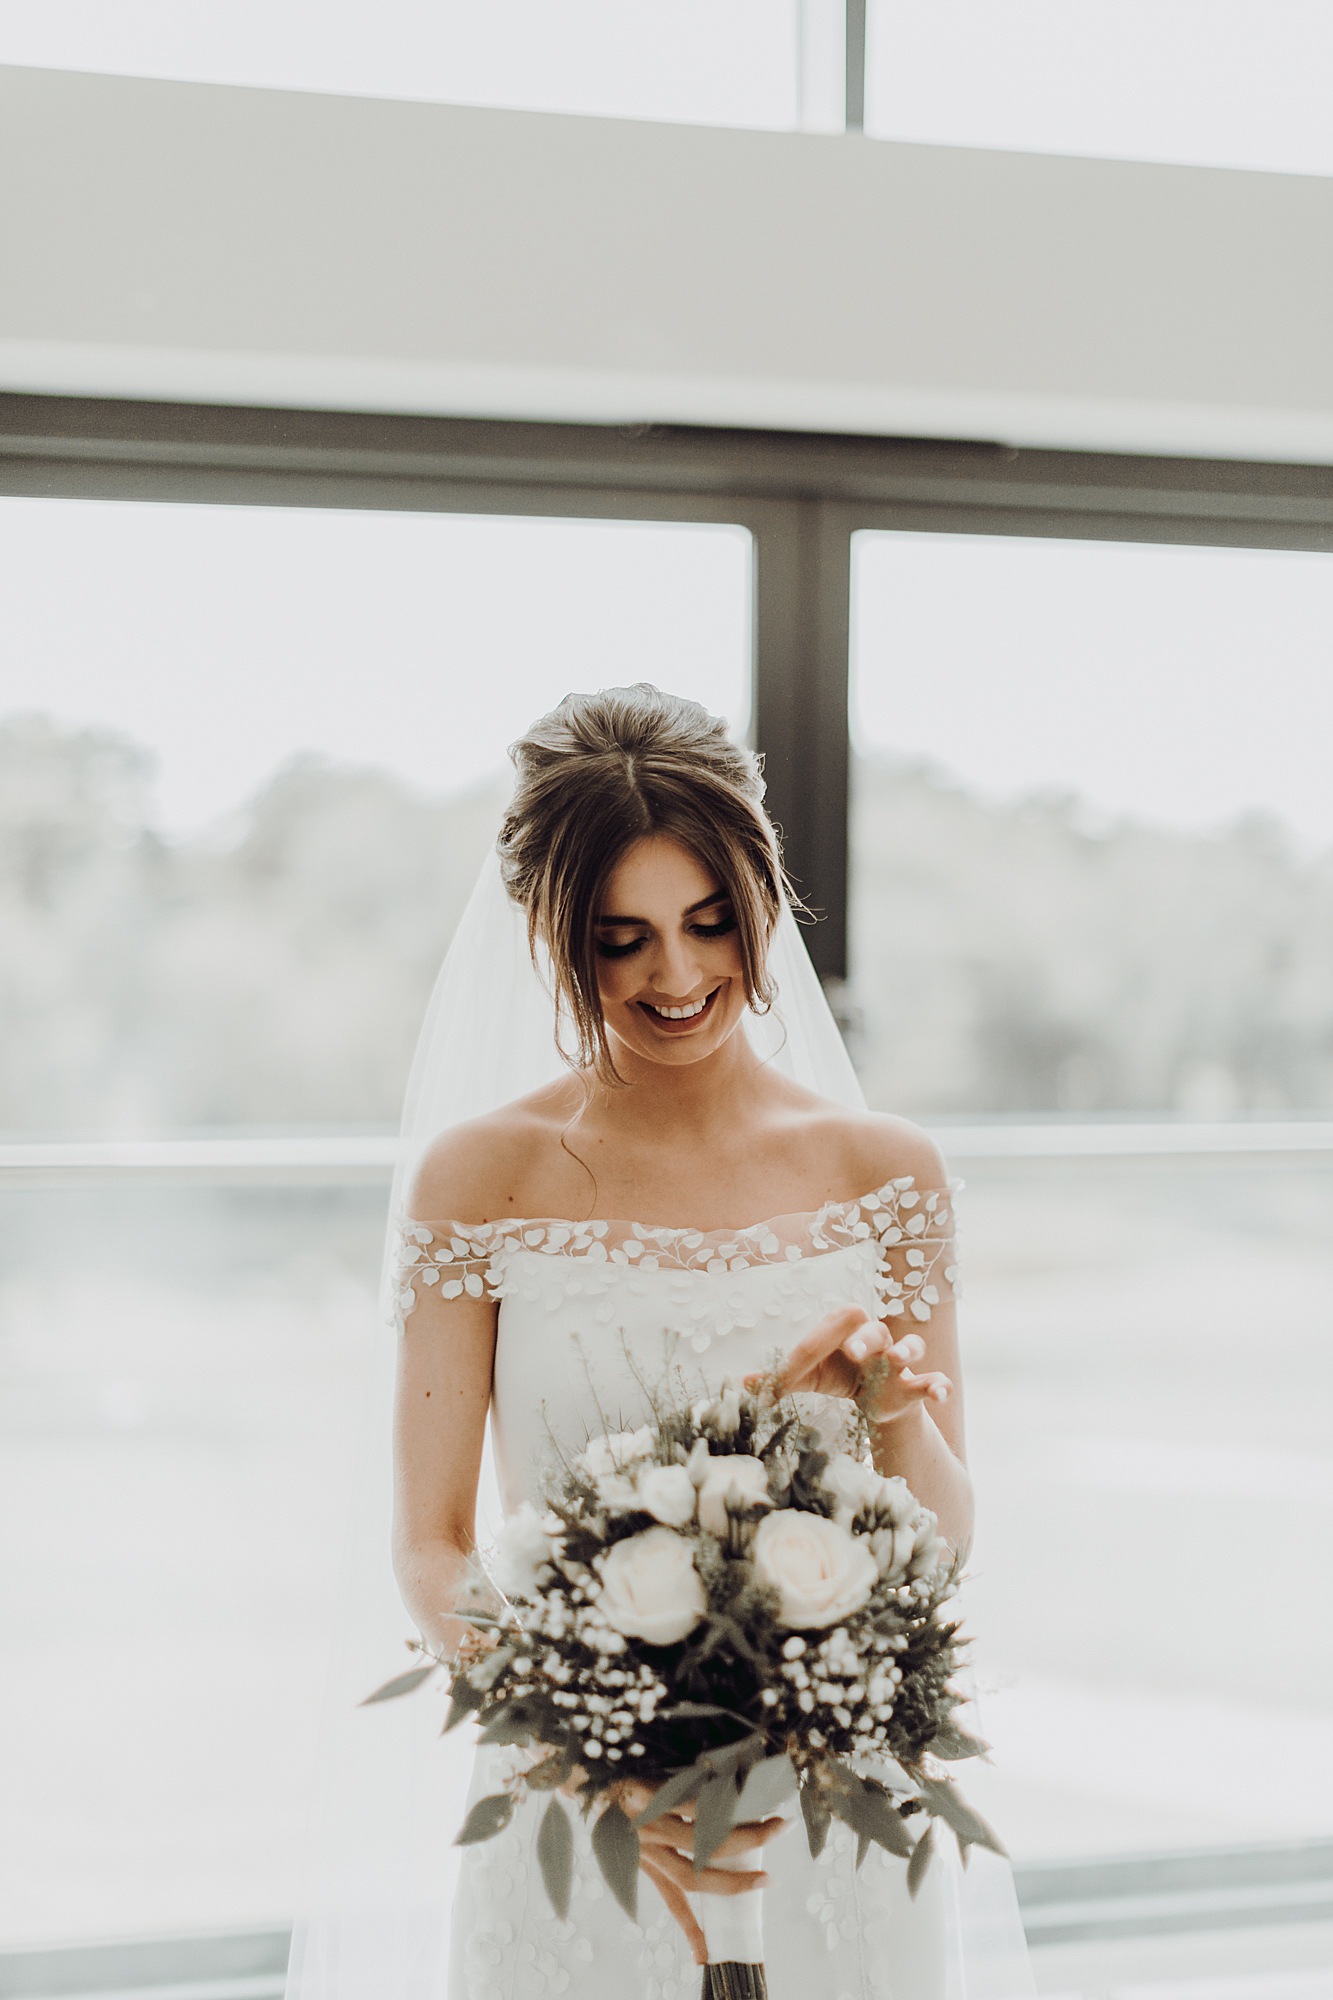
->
[711,1816,788,1858]
[890,1333,927,1366]
[843,1320,891,1365]
[640,1855,707,1964]
[646,1845,768,1897]
[766,1305,872,1397]
[882,1368,952,1408]
[638,1810,701,1851]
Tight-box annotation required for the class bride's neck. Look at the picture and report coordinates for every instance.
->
[594,1024,767,1139]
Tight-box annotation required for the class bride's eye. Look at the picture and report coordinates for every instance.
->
[596,935,648,959]
[691,915,737,939]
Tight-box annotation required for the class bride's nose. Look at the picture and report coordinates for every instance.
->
[647,929,705,997]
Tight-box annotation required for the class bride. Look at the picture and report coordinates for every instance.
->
[386,685,1025,1999]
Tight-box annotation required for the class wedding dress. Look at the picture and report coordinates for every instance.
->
[393,1180,974,2000]
[283,854,1033,2000]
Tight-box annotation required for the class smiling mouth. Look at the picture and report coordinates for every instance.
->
[638,986,721,1028]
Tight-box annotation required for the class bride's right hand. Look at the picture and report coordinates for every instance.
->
[612,1779,786,1966]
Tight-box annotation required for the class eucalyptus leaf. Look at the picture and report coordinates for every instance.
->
[827,1773,914,1859]
[735,1753,797,1822]
[455,1792,515,1845]
[536,1796,574,1920]
[700,1733,766,1779]
[798,1778,831,1860]
[358,1663,438,1706]
[477,1698,548,1746]
[918,1777,1007,1858]
[591,1800,640,1920]
[930,1718,991,1762]
[693,1773,739,1873]
[907,1821,935,1900]
[444,1685,483,1733]
[633,1764,707,1827]
[855,1829,872,1871]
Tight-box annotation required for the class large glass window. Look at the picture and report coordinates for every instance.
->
[0,1,844,132]
[867,0,1333,176]
[0,499,751,1944]
[849,529,1333,1862]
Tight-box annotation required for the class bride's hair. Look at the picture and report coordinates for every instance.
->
[498,683,794,1081]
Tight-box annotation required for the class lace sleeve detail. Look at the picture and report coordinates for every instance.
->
[810,1177,960,1326]
[391,1218,503,1331]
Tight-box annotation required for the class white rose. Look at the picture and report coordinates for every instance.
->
[874,1475,920,1529]
[822,1452,887,1528]
[869,1522,917,1582]
[595,1526,707,1646]
[494,1501,558,1597]
[636,1462,697,1527]
[691,1382,743,1438]
[696,1454,774,1537]
[578,1427,657,1481]
[752,1509,878,1630]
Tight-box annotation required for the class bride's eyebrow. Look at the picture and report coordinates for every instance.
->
[595,891,730,926]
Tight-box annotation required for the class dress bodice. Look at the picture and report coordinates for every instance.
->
[393,1177,959,1519]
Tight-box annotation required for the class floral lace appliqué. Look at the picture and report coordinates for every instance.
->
[392,1177,959,1336]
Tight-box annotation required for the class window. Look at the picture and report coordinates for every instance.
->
[850,528,1333,1862]
[867,0,1333,176]
[0,496,750,1944]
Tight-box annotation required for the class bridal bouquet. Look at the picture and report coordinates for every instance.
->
[367,1379,1002,2000]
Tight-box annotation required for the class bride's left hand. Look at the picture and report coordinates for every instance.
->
[745,1303,951,1425]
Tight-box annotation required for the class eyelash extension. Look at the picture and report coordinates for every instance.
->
[595,915,736,960]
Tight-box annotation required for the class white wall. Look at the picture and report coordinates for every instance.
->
[2,63,1331,462]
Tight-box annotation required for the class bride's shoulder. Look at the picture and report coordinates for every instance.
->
[407,1077,582,1226]
[797,1104,950,1197]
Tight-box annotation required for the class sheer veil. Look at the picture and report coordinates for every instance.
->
[283,850,1032,2000]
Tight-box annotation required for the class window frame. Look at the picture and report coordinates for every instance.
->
[3,390,1332,980]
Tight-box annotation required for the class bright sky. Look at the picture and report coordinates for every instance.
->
[1,0,1331,174]
[852,533,1333,853]
[0,499,752,834]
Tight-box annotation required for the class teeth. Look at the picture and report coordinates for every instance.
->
[649,995,710,1020]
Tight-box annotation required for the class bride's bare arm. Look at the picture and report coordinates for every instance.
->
[391,1130,507,1658]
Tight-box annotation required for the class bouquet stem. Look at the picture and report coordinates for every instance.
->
[701,1965,767,2000]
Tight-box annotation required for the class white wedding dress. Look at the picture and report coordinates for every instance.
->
[391,1174,1008,2000]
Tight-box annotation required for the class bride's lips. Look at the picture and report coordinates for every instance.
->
[636,986,721,1035]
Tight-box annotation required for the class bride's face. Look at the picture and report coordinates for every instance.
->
[593,834,751,1068]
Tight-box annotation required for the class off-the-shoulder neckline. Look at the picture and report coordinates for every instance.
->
[400,1171,958,1243]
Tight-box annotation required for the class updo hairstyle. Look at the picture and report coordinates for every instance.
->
[498,684,793,1082]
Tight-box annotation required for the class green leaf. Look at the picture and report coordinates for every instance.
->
[693,1773,739,1873]
[443,1684,483,1733]
[591,1800,640,1920]
[930,1719,991,1762]
[918,1777,1007,1858]
[536,1796,574,1920]
[827,1772,914,1859]
[454,1792,515,1845]
[633,1764,707,1827]
[906,1821,935,1900]
[358,1663,439,1705]
[477,1697,549,1746]
[735,1753,798,1822]
[798,1777,831,1860]
[700,1733,766,1779]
